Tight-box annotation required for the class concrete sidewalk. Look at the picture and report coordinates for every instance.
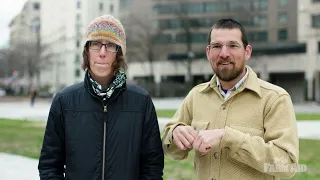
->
[1,99,320,121]
[0,153,39,180]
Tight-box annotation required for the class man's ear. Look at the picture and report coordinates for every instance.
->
[206,46,211,61]
[245,45,252,61]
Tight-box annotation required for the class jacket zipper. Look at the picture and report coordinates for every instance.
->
[102,104,107,180]
[86,81,125,180]
[87,88,123,180]
[101,89,124,180]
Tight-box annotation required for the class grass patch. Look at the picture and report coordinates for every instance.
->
[296,114,320,121]
[157,110,320,120]
[156,110,177,118]
[1,118,320,179]
[0,119,45,159]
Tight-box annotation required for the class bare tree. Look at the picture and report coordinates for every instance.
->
[8,34,51,88]
[125,15,166,79]
[152,0,201,87]
[0,49,12,77]
[175,1,200,87]
[123,3,168,96]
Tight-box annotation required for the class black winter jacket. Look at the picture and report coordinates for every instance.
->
[38,75,164,180]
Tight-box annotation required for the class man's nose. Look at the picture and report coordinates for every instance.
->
[219,45,230,58]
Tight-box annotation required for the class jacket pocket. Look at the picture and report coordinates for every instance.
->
[191,121,210,132]
[225,124,264,167]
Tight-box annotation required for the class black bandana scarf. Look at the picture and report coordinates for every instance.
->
[88,70,126,99]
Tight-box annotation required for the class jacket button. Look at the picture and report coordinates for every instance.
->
[212,177,216,180]
[213,152,219,159]
[222,105,226,110]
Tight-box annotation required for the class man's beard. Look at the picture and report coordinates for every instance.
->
[214,63,244,82]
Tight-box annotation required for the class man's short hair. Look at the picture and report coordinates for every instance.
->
[207,19,248,48]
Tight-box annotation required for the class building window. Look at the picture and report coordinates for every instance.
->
[318,41,320,53]
[76,14,81,21]
[278,29,288,41]
[158,20,169,29]
[99,3,103,11]
[205,2,228,12]
[248,31,268,42]
[75,55,80,63]
[188,3,205,13]
[176,34,187,43]
[313,0,320,3]
[229,1,251,11]
[253,0,268,10]
[312,15,320,28]
[110,4,114,13]
[75,69,81,77]
[278,0,288,7]
[120,0,128,6]
[236,15,267,27]
[191,33,207,43]
[76,40,80,47]
[34,2,40,10]
[253,15,267,26]
[278,13,288,24]
[32,18,40,33]
[77,0,81,9]
[154,34,171,44]
[170,19,183,29]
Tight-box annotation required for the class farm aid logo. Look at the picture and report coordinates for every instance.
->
[264,157,307,173]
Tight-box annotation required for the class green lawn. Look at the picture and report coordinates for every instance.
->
[0,119,45,159]
[0,118,320,179]
[157,110,320,120]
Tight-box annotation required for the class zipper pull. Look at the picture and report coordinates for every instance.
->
[104,105,108,112]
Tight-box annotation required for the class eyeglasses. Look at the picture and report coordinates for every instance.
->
[207,42,243,52]
[89,41,120,53]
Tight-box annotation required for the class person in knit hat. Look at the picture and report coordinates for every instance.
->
[38,15,164,180]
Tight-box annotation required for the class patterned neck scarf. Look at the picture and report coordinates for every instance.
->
[88,70,126,98]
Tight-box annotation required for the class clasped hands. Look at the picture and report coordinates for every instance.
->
[172,125,225,155]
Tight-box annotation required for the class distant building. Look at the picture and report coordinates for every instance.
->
[8,0,41,91]
[126,0,320,102]
[9,0,41,49]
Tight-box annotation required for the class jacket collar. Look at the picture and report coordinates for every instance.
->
[84,70,127,99]
[199,65,262,98]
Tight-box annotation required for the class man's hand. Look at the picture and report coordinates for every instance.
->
[172,125,198,150]
[193,129,225,155]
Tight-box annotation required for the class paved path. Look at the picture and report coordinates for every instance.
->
[0,153,39,180]
[1,98,320,121]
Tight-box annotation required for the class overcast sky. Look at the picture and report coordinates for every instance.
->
[0,0,27,47]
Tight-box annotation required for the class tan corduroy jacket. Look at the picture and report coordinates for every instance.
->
[162,66,299,180]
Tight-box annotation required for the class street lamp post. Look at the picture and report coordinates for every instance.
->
[185,51,195,88]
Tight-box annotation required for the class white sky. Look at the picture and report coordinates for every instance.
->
[0,0,28,47]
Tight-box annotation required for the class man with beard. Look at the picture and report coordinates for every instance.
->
[161,19,299,180]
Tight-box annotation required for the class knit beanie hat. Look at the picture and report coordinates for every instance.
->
[83,15,126,56]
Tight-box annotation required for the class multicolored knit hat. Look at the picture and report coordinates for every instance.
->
[83,15,126,56]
